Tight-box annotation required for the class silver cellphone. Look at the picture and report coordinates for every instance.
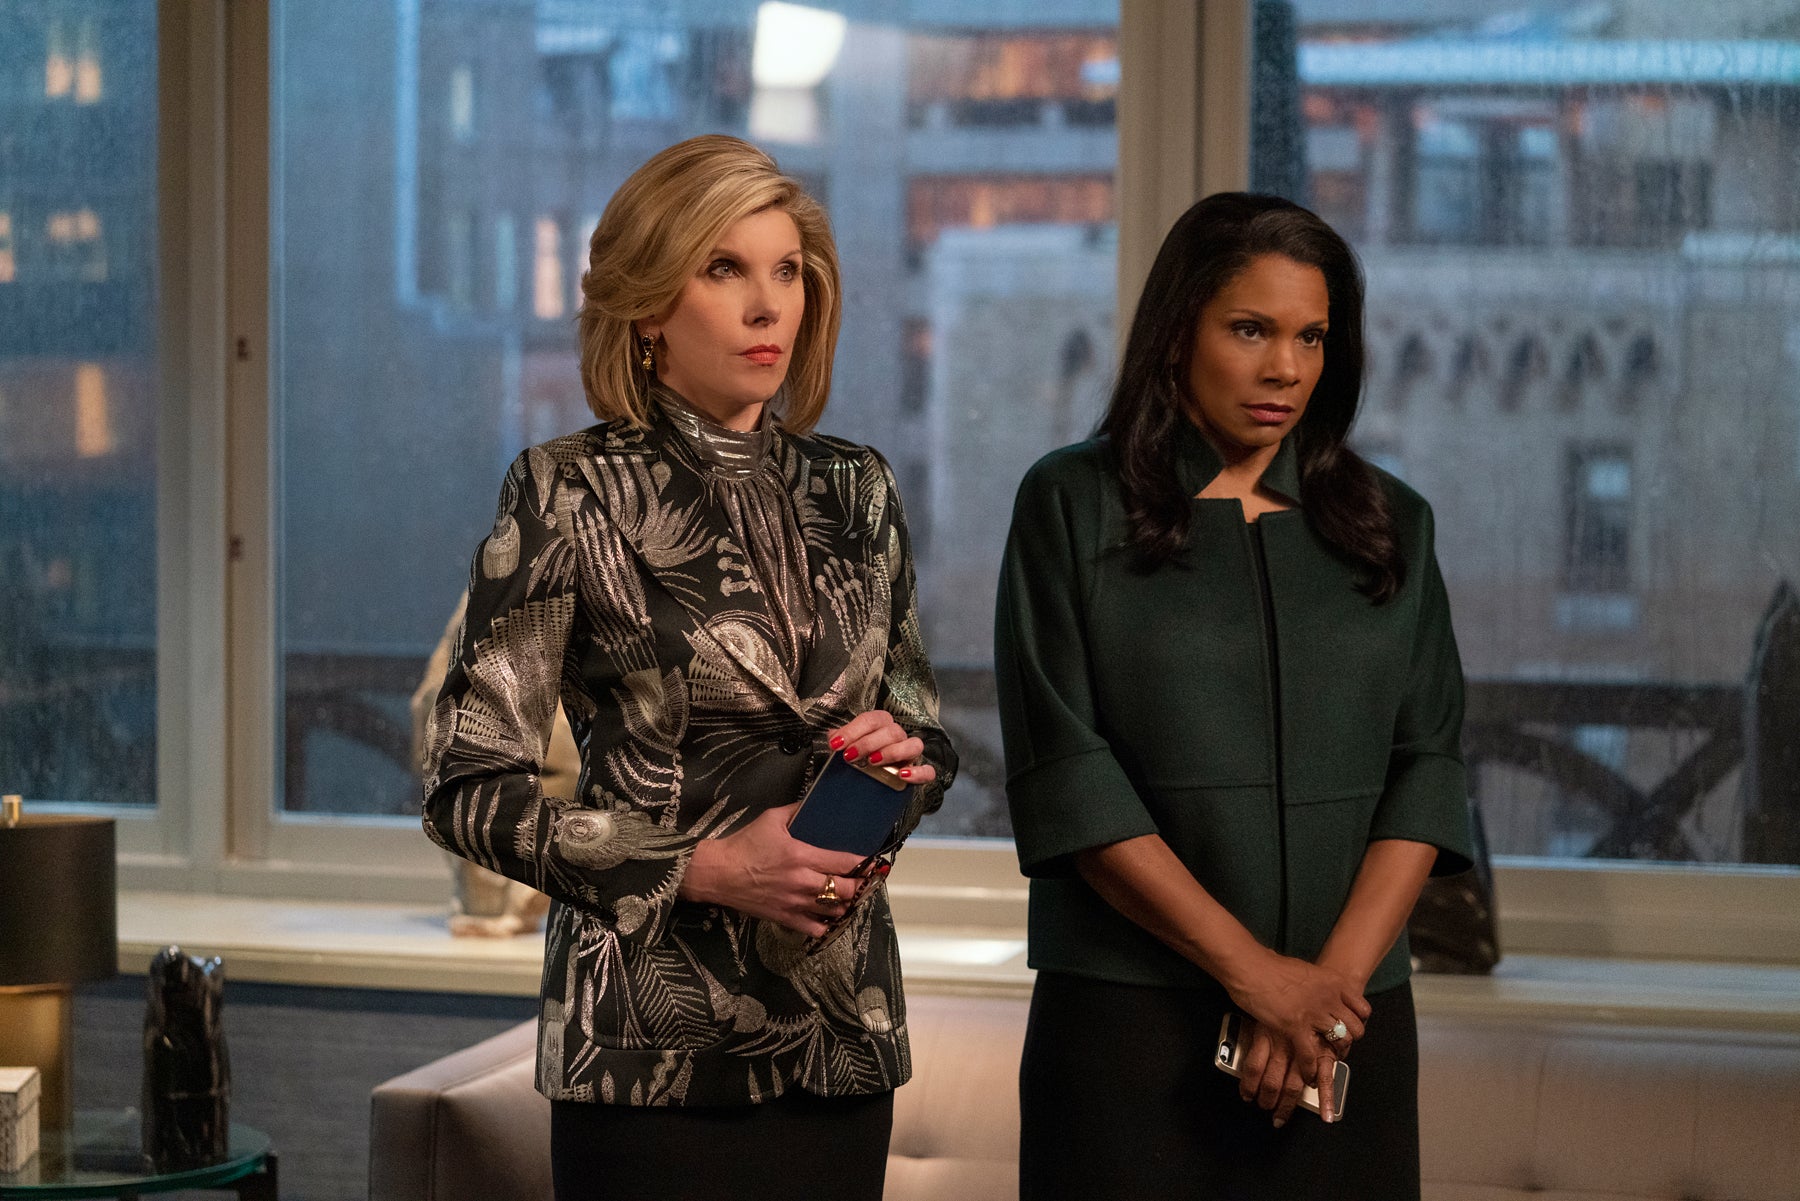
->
[1214,1012,1349,1121]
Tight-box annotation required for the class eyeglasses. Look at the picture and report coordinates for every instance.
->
[804,835,903,956]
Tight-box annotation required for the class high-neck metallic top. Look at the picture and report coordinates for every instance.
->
[651,384,816,682]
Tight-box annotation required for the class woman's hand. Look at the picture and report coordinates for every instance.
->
[1225,951,1369,1125]
[826,709,937,784]
[1235,1013,1348,1127]
[678,804,868,938]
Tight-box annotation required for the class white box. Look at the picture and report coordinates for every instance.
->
[0,1066,41,1172]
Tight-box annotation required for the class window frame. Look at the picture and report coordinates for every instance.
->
[121,0,1800,964]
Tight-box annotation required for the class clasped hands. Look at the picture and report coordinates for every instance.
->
[678,710,937,939]
[1228,952,1370,1127]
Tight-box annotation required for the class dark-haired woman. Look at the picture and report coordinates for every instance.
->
[995,193,1474,1200]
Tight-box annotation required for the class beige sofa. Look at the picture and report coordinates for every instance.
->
[370,992,1800,1201]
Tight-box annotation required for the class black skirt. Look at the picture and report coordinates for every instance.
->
[551,1088,894,1201]
[1019,972,1420,1201]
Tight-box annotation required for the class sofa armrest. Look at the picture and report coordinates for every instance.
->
[369,1020,549,1201]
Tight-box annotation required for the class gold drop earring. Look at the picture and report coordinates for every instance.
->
[639,334,656,372]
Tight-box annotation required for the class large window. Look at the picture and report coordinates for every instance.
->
[1275,2,1800,870]
[15,2,1785,958]
[0,1,158,811]
[269,1,1119,828]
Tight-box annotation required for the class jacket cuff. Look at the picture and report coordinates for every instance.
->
[1007,748,1161,877]
[1369,752,1475,876]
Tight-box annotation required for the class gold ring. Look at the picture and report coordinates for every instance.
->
[816,876,839,904]
[1322,1019,1348,1044]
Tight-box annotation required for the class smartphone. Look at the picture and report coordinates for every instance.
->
[1214,1013,1349,1122]
[786,753,913,856]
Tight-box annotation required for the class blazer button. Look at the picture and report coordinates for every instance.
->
[778,733,804,755]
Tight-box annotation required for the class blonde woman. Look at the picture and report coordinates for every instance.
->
[423,135,955,1201]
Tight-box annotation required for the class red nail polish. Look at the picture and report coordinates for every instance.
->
[868,750,883,764]
[898,768,912,779]
[843,746,859,760]
[829,736,844,750]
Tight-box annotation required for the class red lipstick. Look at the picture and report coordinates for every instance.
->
[741,344,782,366]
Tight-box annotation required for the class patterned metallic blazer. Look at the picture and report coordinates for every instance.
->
[422,408,955,1107]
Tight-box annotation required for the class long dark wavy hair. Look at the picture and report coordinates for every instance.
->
[1099,192,1403,601]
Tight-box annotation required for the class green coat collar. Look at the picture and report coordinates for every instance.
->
[1173,417,1304,506]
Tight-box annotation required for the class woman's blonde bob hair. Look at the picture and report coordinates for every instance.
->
[577,135,841,432]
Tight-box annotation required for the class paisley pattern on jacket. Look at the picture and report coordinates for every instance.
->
[423,403,955,1106]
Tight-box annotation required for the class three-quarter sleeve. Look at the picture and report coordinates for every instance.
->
[868,450,957,834]
[995,457,1161,876]
[421,449,696,941]
[1367,505,1476,875]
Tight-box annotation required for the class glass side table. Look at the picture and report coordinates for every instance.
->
[0,1109,276,1200]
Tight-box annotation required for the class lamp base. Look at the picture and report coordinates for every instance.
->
[0,985,74,1132]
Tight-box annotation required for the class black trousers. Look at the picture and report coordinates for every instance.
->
[1019,972,1420,1201]
[550,1088,894,1201]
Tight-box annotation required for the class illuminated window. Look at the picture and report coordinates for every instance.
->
[47,208,98,242]
[75,17,101,104]
[533,217,564,320]
[44,207,106,282]
[74,364,114,458]
[449,64,474,141]
[907,175,1113,249]
[908,32,1118,127]
[45,19,73,97]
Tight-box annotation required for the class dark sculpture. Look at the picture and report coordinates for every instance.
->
[142,945,230,1171]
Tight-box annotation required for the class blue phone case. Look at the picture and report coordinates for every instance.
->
[787,755,913,855]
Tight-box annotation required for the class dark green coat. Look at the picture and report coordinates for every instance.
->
[994,424,1474,996]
